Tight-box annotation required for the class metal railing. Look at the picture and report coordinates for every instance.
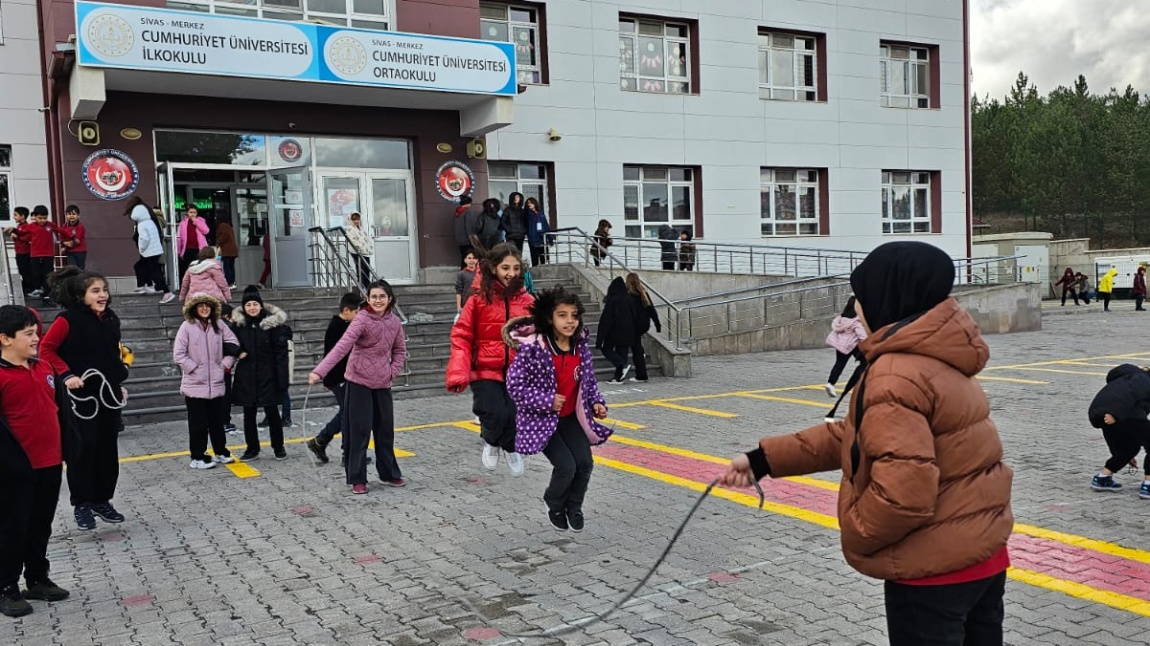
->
[307,226,408,328]
[0,239,22,306]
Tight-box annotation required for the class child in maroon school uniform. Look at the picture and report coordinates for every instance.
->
[16,206,64,303]
[61,205,88,270]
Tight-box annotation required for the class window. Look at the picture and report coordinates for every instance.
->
[758,32,818,101]
[480,3,544,84]
[880,43,931,109]
[881,171,933,234]
[623,166,694,239]
[0,146,10,221]
[488,162,550,215]
[619,17,691,94]
[165,0,392,29]
[760,169,821,236]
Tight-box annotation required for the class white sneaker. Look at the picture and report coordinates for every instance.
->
[144,286,157,295]
[28,289,42,297]
[620,364,633,381]
[213,455,235,464]
[132,287,147,294]
[825,383,837,398]
[481,444,500,470]
[504,450,524,477]
[189,460,216,470]
[159,293,176,304]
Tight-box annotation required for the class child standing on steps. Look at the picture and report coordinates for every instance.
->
[447,243,535,476]
[309,281,407,494]
[505,288,611,532]
[174,294,240,470]
[824,296,867,398]
[231,286,291,461]
[61,205,87,270]
[1086,364,1150,498]
[455,249,479,323]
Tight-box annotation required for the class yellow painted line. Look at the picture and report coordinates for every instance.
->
[1014,523,1150,566]
[610,384,834,408]
[975,376,1049,385]
[646,401,738,418]
[985,352,1150,372]
[732,392,832,408]
[602,417,645,430]
[225,461,260,478]
[120,450,188,463]
[1010,367,1108,377]
[1008,568,1150,617]
[1057,361,1123,368]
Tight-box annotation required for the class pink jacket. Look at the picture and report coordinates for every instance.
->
[173,315,238,400]
[177,216,209,256]
[314,306,406,389]
[825,315,867,354]
[180,259,231,303]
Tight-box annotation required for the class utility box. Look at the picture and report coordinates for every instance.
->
[1094,256,1150,292]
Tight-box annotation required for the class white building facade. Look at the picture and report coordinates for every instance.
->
[484,0,971,259]
[0,0,51,221]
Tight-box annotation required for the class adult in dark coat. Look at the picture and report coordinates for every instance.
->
[231,285,291,460]
[657,224,678,270]
[477,198,503,252]
[1087,363,1150,493]
[452,197,480,266]
[595,277,637,384]
[500,192,528,252]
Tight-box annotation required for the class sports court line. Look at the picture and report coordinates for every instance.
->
[645,401,739,418]
[732,392,830,408]
[985,352,1150,372]
[975,376,1049,385]
[1008,367,1108,377]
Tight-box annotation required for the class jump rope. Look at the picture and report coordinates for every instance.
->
[66,369,129,419]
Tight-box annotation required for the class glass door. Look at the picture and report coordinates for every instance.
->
[369,173,416,284]
[267,166,312,287]
[156,163,179,274]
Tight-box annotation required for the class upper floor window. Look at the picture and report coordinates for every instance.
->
[166,0,391,29]
[760,168,820,236]
[619,17,691,94]
[882,171,933,234]
[880,43,931,109]
[488,161,551,215]
[758,32,818,102]
[623,165,695,239]
[480,3,544,85]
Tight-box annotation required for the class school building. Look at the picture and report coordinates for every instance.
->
[1,0,52,222]
[27,0,970,285]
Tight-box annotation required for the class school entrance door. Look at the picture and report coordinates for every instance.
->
[317,170,417,284]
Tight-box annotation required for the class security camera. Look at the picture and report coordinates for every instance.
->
[547,128,561,142]
[287,122,298,131]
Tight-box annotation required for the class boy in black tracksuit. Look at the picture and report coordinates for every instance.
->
[1088,363,1150,499]
[305,292,360,466]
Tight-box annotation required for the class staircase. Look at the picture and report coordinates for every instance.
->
[45,267,657,425]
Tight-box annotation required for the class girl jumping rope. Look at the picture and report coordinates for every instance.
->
[824,296,867,397]
[505,287,611,532]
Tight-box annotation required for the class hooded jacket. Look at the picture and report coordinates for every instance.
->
[1088,364,1150,428]
[477,199,503,250]
[658,224,678,263]
[230,303,291,407]
[595,277,636,349]
[825,316,867,354]
[346,222,373,257]
[1099,268,1118,294]
[314,305,406,390]
[131,204,164,258]
[177,216,209,256]
[446,280,534,387]
[1135,269,1147,296]
[180,259,231,303]
[503,317,612,455]
[174,294,239,400]
[501,192,528,240]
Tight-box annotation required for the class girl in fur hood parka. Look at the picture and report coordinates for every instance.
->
[173,293,240,469]
[504,287,610,533]
[231,285,291,461]
[179,247,231,304]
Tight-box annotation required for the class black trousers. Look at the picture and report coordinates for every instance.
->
[1137,293,1146,310]
[630,340,649,381]
[600,345,630,380]
[243,405,283,454]
[529,244,548,266]
[133,255,169,292]
[1102,292,1112,310]
[507,238,525,253]
[661,261,675,270]
[828,348,865,385]
[1060,287,1079,306]
[185,396,231,462]
[0,466,62,591]
[542,415,594,514]
[66,407,121,507]
[352,253,372,290]
[222,257,236,286]
[30,256,53,293]
[178,247,199,283]
[316,383,347,450]
[884,571,1005,645]
[15,254,31,293]
[1102,418,1150,475]
[66,252,87,270]
[471,379,517,452]
[343,382,401,485]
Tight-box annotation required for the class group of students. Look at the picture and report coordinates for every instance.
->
[1052,265,1147,312]
[589,219,696,271]
[452,194,552,268]
[5,205,88,305]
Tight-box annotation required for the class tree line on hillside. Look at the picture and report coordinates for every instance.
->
[972,73,1150,246]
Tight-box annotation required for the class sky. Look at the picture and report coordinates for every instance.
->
[970,0,1150,99]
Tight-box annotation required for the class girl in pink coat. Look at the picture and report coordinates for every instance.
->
[180,248,231,303]
[824,296,867,397]
[173,293,240,469]
[177,207,210,281]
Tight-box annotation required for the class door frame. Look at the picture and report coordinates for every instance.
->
[267,165,314,288]
[366,169,418,285]
[314,168,419,284]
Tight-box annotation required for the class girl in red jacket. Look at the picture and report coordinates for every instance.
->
[447,243,534,476]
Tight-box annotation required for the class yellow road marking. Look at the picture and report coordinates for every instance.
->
[1057,361,1123,368]
[732,392,831,408]
[985,352,1150,372]
[975,376,1049,385]
[225,461,260,478]
[1008,568,1150,617]
[1010,367,1108,377]
[1013,523,1150,566]
[646,401,738,418]
[610,383,831,408]
[602,417,645,430]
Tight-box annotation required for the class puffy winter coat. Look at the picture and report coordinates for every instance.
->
[173,294,238,400]
[180,259,231,303]
[595,277,636,349]
[1135,270,1147,296]
[446,280,534,387]
[131,205,164,258]
[177,216,209,256]
[1099,268,1118,294]
[825,315,867,354]
[501,193,528,240]
[314,306,406,390]
[231,304,291,407]
[453,205,483,247]
[1088,364,1150,428]
[631,294,661,335]
[504,318,611,455]
[346,222,373,256]
[658,224,678,263]
[757,298,1014,581]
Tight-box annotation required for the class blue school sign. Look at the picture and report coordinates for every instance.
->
[74,1,517,96]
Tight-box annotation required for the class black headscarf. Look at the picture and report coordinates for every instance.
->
[849,241,954,332]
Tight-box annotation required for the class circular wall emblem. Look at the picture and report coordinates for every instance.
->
[278,138,303,163]
[327,35,368,76]
[435,161,475,203]
[86,13,135,58]
[82,149,140,201]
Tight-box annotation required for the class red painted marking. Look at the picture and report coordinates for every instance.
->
[594,443,1150,602]
[708,571,740,583]
[121,595,153,607]
[465,477,489,485]
[354,555,381,564]
[100,532,124,542]
[463,627,502,640]
[292,505,315,515]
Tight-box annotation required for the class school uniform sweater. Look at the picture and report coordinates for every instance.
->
[0,358,61,469]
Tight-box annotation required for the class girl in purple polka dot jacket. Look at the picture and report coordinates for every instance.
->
[504,287,611,533]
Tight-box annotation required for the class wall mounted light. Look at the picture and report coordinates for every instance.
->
[436,143,453,153]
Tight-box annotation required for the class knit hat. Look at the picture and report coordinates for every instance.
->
[241,285,263,307]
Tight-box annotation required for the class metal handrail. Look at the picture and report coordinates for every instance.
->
[590,234,870,276]
[307,226,407,325]
[0,238,21,305]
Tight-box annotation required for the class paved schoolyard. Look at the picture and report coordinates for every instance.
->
[5,303,1150,645]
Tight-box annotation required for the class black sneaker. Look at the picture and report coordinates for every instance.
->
[546,506,568,531]
[24,579,69,602]
[273,448,287,461]
[74,504,96,531]
[90,502,125,524]
[306,438,329,464]
[256,418,269,428]
[0,587,31,618]
[282,419,295,428]
[239,449,260,461]
[567,511,585,533]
